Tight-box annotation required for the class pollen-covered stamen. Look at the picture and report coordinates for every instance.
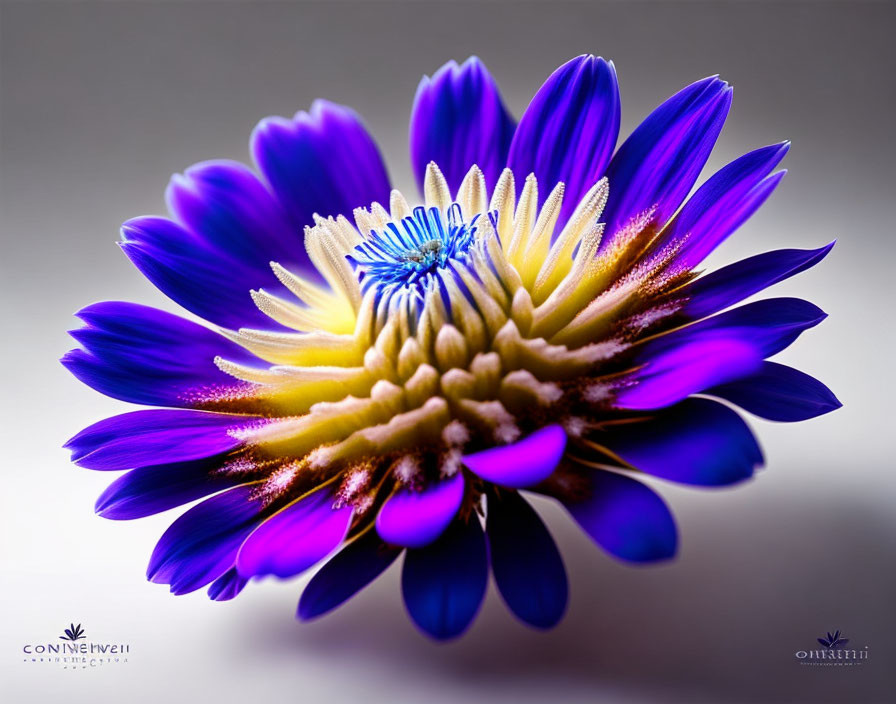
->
[441,419,470,448]
[563,416,588,438]
[583,382,614,404]
[254,460,303,504]
[393,455,421,487]
[336,465,372,508]
[217,456,258,475]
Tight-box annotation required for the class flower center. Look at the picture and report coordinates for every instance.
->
[349,203,484,293]
[209,164,681,506]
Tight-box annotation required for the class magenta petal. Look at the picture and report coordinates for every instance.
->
[616,335,763,411]
[236,488,352,579]
[375,472,464,548]
[462,425,567,488]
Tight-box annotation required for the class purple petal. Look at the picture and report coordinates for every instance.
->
[65,409,258,470]
[599,398,763,486]
[559,468,677,563]
[236,487,352,579]
[158,159,322,327]
[252,99,390,227]
[675,297,828,358]
[619,297,828,410]
[96,456,245,520]
[507,55,620,231]
[462,424,567,488]
[601,76,732,248]
[148,486,262,595]
[298,529,402,621]
[486,491,567,629]
[207,567,249,601]
[656,143,790,269]
[410,57,515,194]
[62,302,260,407]
[401,517,488,640]
[375,472,464,548]
[708,362,842,422]
[120,216,285,331]
[680,243,835,320]
[166,160,303,273]
[617,334,762,411]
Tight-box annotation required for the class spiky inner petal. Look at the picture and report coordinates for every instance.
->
[204,162,689,523]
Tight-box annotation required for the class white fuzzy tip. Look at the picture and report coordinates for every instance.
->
[440,449,463,478]
[495,422,521,444]
[394,456,420,484]
[563,416,587,438]
[442,420,470,448]
[583,383,613,404]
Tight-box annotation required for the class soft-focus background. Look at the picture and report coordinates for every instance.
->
[2,1,894,702]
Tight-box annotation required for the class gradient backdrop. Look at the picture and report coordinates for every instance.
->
[2,1,894,702]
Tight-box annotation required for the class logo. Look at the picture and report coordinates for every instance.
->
[59,623,86,642]
[817,629,848,649]
[795,629,869,667]
[22,623,131,670]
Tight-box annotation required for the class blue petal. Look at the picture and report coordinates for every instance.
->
[65,409,257,470]
[599,398,763,486]
[507,55,620,231]
[96,455,245,520]
[166,160,306,275]
[147,486,262,595]
[618,297,827,410]
[62,302,260,407]
[236,486,352,579]
[677,297,827,358]
[298,529,402,621]
[601,76,732,248]
[120,216,286,331]
[207,567,249,601]
[708,362,842,422]
[560,468,677,562]
[680,243,835,320]
[462,424,567,488]
[656,143,790,268]
[252,99,390,227]
[486,491,568,629]
[401,517,488,640]
[410,57,515,194]
[375,472,464,548]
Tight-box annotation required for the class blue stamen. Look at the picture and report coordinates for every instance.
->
[348,203,492,329]
[349,204,482,292]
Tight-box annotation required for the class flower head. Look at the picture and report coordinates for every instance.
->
[63,55,840,640]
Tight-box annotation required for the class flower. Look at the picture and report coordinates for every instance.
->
[63,55,841,640]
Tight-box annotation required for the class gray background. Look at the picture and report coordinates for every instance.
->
[2,1,894,702]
